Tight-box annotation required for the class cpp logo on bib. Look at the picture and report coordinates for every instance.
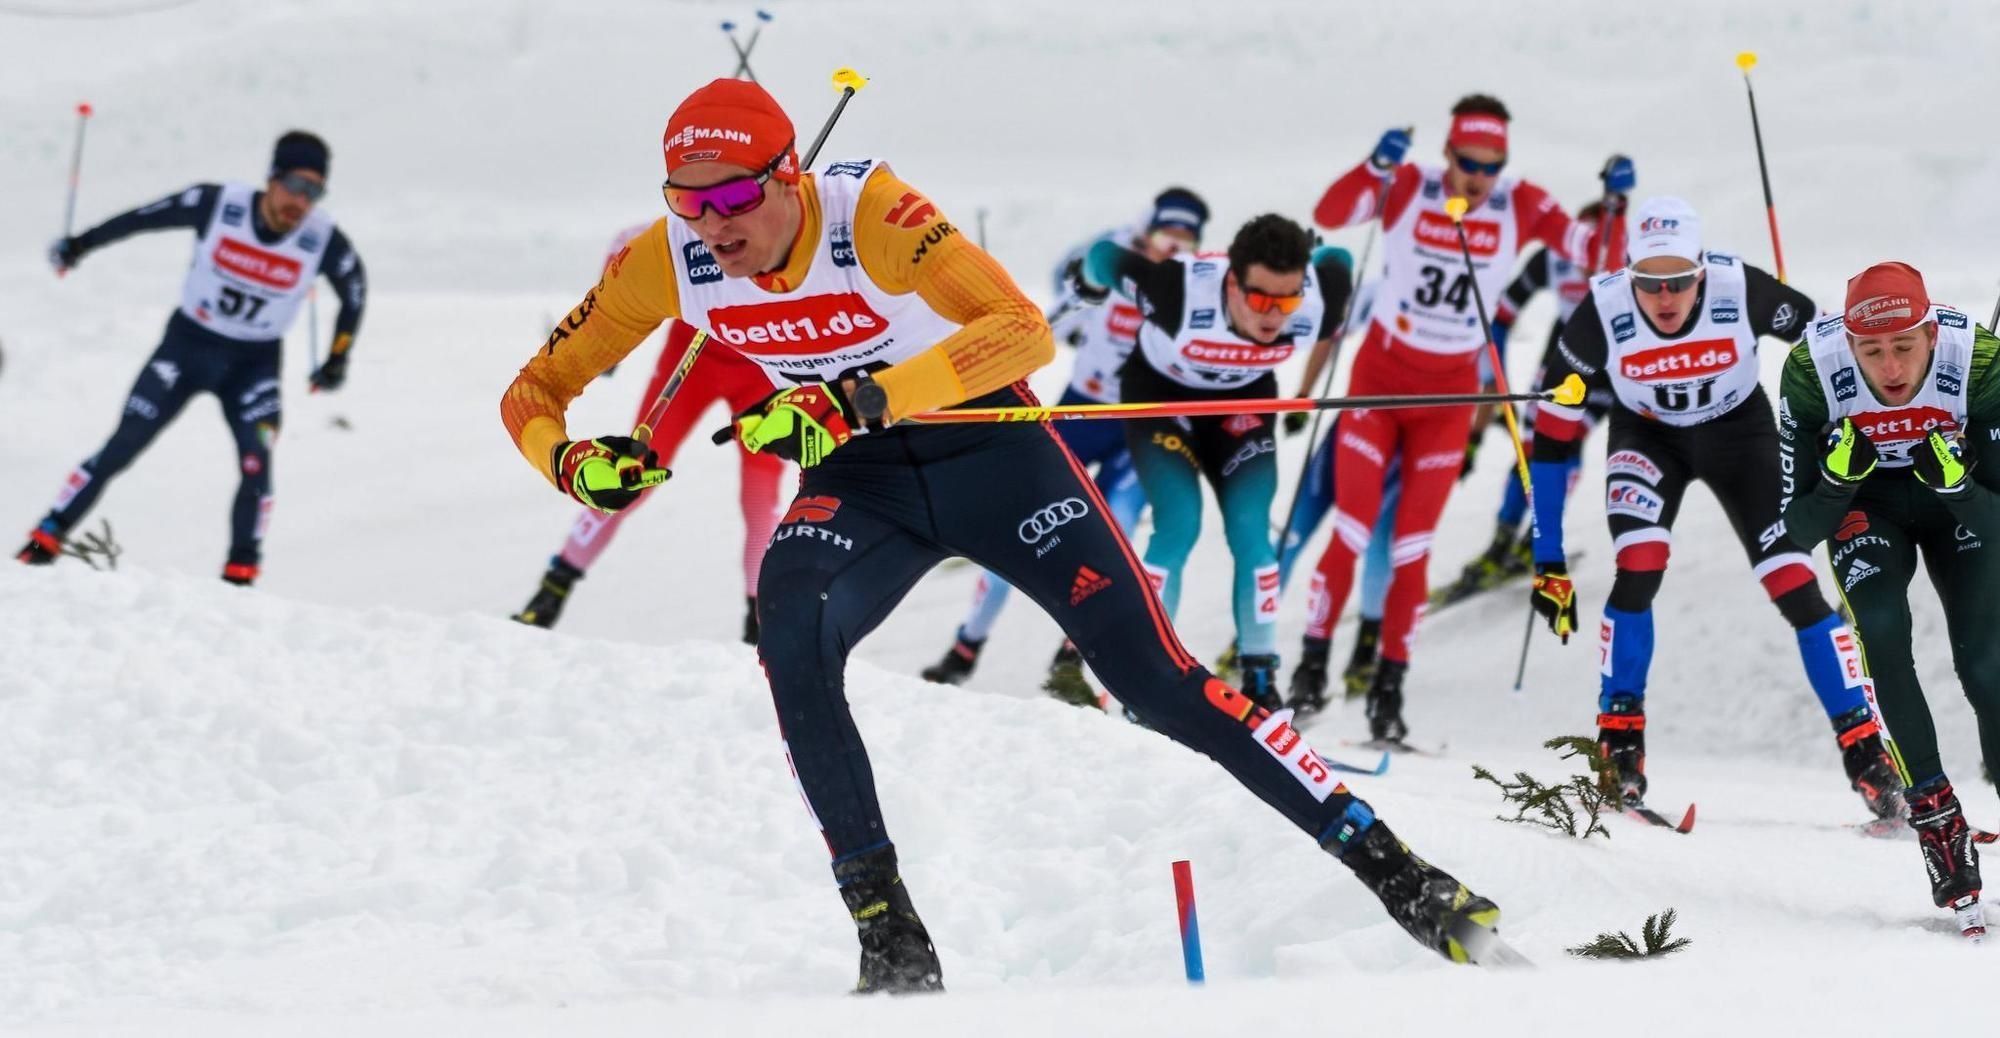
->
[684,240,723,284]
[1019,497,1090,543]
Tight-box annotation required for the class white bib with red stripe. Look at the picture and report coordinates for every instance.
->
[1371,166,1524,358]
[1806,303,1974,468]
[1133,253,1324,390]
[1595,252,1763,428]
[177,181,331,342]
[666,159,961,389]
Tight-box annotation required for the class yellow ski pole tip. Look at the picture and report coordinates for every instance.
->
[1735,51,1758,71]
[1551,373,1588,407]
[831,67,869,92]
[1443,197,1468,221]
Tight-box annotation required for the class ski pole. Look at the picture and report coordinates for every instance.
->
[1444,196,1535,499]
[1988,286,1997,332]
[1510,598,1535,694]
[1273,214,1383,581]
[1735,52,1789,283]
[59,101,93,277]
[633,67,870,447]
[903,377,1586,426]
[1171,860,1204,985]
[307,284,322,386]
[976,206,988,250]
[737,9,773,80]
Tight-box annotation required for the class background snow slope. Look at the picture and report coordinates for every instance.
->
[2,0,1997,1033]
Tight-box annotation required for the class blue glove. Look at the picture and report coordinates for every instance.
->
[1369,128,1412,172]
[1600,154,1636,195]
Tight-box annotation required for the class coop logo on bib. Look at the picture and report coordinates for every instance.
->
[683,240,723,284]
[708,293,887,355]
[1619,339,1737,383]
[213,239,302,289]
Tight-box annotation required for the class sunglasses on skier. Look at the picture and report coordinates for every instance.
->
[661,143,794,221]
[275,171,326,202]
[1449,151,1506,177]
[1631,270,1702,294]
[1239,281,1306,315]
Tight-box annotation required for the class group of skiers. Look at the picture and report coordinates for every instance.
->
[23,74,2000,986]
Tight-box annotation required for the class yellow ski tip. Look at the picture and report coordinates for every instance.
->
[1735,51,1758,71]
[1551,373,1588,407]
[831,67,869,93]
[1443,196,1469,221]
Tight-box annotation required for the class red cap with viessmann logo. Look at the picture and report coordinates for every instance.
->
[663,78,799,183]
[1843,261,1931,336]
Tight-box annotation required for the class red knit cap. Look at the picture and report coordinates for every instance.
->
[662,79,799,183]
[1843,261,1931,335]
[1447,112,1508,154]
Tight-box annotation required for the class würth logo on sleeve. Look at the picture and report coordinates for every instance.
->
[883,192,937,229]
[707,293,889,355]
[1619,338,1738,382]
[1414,210,1500,256]
[212,238,302,289]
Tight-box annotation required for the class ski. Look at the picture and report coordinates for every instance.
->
[1325,749,1391,776]
[1950,894,1986,944]
[1426,549,1590,617]
[1621,801,1696,834]
[1448,917,1534,969]
[1848,817,2000,844]
[1350,737,1447,757]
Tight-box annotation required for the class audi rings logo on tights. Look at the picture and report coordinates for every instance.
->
[1018,498,1090,543]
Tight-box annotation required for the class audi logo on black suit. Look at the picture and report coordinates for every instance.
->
[1018,498,1090,543]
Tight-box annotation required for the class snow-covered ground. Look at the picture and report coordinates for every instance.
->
[3,1,1997,1033]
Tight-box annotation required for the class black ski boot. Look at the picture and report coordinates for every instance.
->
[16,524,60,565]
[512,557,583,628]
[742,596,760,646]
[919,630,984,685]
[1907,777,1984,939]
[1342,618,1382,700]
[1597,693,1647,805]
[1042,641,1102,708]
[1365,658,1409,743]
[1835,710,1905,821]
[1287,637,1332,714]
[833,845,944,994]
[1237,653,1283,713]
[1326,804,1503,963]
